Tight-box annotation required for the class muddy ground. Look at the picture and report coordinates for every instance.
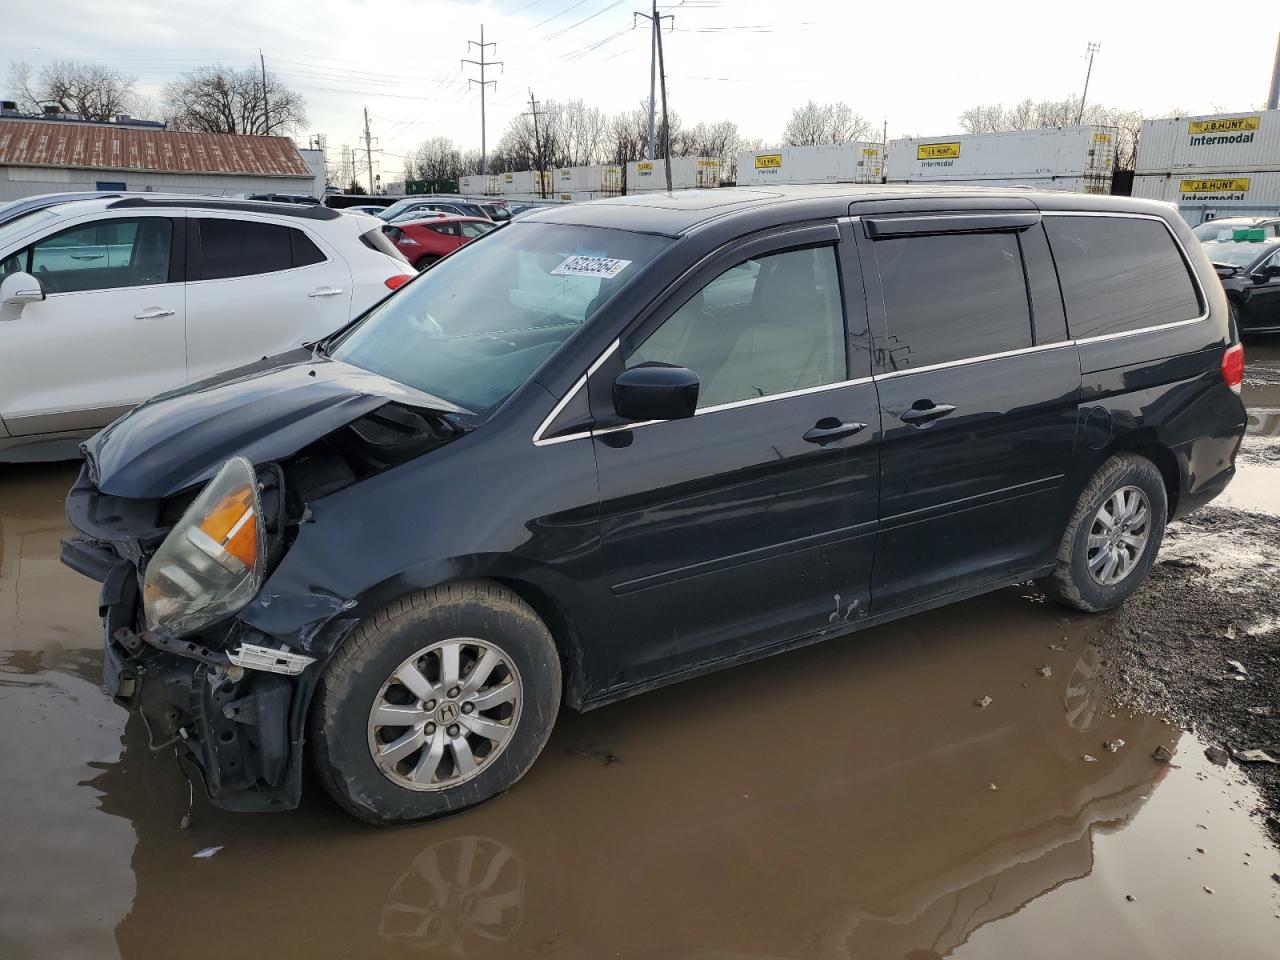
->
[1,345,1279,959]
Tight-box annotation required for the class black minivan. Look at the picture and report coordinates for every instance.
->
[62,186,1246,823]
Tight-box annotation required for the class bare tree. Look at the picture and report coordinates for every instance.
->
[9,60,139,121]
[406,137,463,182]
[783,101,874,146]
[163,64,306,136]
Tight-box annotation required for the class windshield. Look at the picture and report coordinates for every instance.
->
[377,198,427,221]
[331,221,671,413]
[1202,239,1279,268]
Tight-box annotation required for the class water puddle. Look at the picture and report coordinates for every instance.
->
[2,351,1280,958]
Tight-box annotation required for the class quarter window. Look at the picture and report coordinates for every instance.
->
[22,217,172,294]
[1045,216,1201,339]
[626,245,845,410]
[875,232,1032,371]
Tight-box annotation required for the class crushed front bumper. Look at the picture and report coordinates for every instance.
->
[72,541,312,813]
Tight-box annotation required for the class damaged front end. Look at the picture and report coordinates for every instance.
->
[62,357,470,811]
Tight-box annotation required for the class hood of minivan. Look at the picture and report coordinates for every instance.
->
[85,350,467,499]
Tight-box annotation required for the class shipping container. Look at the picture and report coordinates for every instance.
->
[1135,111,1280,176]
[496,170,553,197]
[625,157,721,191]
[552,165,608,193]
[887,126,1116,192]
[601,165,624,195]
[1132,171,1280,224]
[735,142,884,186]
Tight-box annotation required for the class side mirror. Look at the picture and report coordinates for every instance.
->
[0,271,44,307]
[613,363,699,422]
[1253,264,1280,283]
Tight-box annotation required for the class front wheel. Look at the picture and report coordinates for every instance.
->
[1039,453,1168,612]
[414,255,439,271]
[309,582,562,824]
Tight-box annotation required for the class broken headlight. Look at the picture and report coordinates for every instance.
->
[142,456,265,638]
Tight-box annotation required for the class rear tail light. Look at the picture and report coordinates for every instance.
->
[385,274,412,291]
[1221,343,1244,394]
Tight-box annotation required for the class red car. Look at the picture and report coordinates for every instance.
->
[382,215,498,270]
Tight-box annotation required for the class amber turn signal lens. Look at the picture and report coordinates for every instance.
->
[197,487,259,569]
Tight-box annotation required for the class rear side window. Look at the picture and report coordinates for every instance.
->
[1044,216,1201,339]
[875,232,1031,371]
[198,219,292,279]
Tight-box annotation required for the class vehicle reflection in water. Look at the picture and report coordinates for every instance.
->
[2,451,1278,958]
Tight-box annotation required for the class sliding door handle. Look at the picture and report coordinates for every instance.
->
[900,402,956,427]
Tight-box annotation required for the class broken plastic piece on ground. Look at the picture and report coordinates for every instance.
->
[1082,754,1099,763]
[974,695,992,708]
[1104,739,1126,753]
[1037,665,1053,677]
[193,846,223,859]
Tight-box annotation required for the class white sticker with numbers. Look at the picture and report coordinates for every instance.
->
[550,255,632,279]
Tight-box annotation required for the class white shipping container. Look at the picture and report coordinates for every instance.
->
[626,157,721,191]
[1132,172,1280,223]
[601,165,624,195]
[552,165,607,193]
[887,126,1116,190]
[496,170,553,196]
[1135,111,1280,175]
[736,143,884,186]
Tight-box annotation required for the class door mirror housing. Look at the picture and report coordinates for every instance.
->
[613,363,700,422]
[0,271,45,308]
[1253,263,1280,283]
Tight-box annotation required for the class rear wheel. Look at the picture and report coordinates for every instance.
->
[1039,453,1168,612]
[310,582,561,824]
[414,255,439,271]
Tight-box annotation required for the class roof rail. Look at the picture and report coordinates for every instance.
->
[107,197,340,220]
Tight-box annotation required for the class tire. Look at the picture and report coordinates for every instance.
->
[309,582,561,824]
[414,255,438,271]
[1038,453,1168,613]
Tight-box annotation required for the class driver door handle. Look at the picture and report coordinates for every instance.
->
[803,419,867,445]
[308,286,344,298]
[133,307,175,320]
[900,402,957,427]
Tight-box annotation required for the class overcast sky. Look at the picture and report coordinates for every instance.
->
[3,0,1277,183]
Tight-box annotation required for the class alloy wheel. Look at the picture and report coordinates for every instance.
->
[368,638,523,791]
[1086,485,1151,586]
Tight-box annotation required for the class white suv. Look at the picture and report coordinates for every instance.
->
[0,195,414,461]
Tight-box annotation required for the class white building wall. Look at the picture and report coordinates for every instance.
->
[0,166,317,203]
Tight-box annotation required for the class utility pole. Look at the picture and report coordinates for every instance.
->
[1076,41,1100,125]
[362,107,376,195]
[634,3,673,165]
[260,50,269,135]
[463,26,502,177]
[1268,31,1280,111]
[654,2,672,191]
[527,91,547,199]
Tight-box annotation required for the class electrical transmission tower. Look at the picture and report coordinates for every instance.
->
[463,26,503,177]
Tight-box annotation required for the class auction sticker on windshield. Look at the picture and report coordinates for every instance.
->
[551,255,632,279]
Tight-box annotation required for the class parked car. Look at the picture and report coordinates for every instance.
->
[383,215,498,269]
[0,190,126,229]
[62,186,1244,824]
[247,193,322,205]
[378,197,493,222]
[0,196,413,460]
[341,204,391,217]
[477,202,512,222]
[1191,215,1280,243]
[1202,232,1280,334]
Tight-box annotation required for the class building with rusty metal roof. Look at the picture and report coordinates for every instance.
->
[0,106,323,202]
